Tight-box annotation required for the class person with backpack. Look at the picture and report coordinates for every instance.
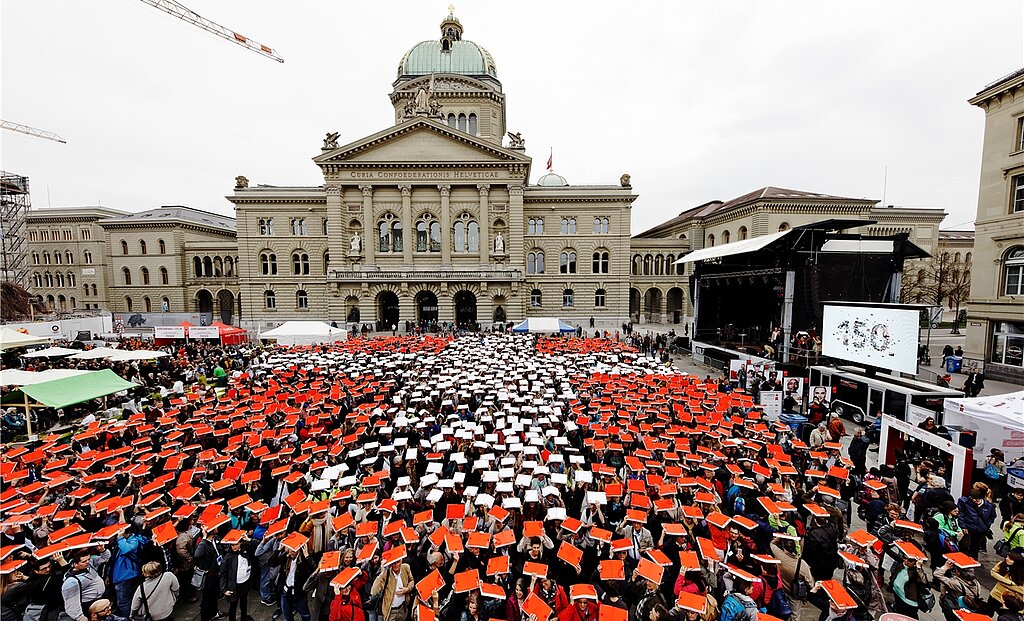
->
[129,562,179,621]
[934,559,983,621]
[112,529,149,617]
[60,550,108,621]
[719,580,759,621]
[927,501,964,568]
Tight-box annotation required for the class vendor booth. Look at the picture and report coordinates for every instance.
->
[943,391,1024,468]
[511,318,576,333]
[259,321,347,346]
[154,320,248,345]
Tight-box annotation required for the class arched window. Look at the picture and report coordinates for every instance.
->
[707,234,715,247]
[416,214,442,252]
[530,289,542,308]
[225,257,234,276]
[264,290,276,309]
[468,113,477,136]
[392,221,404,252]
[193,256,202,277]
[562,289,574,307]
[447,113,457,129]
[213,257,223,276]
[593,217,610,234]
[378,214,399,252]
[141,267,150,285]
[90,284,97,296]
[83,250,93,264]
[778,222,790,232]
[559,251,577,274]
[161,297,170,312]
[260,252,277,276]
[125,297,133,312]
[259,218,274,236]
[203,256,213,276]
[292,252,310,275]
[527,251,545,274]
[53,253,61,265]
[42,252,50,265]
[722,230,731,244]
[560,217,577,235]
[160,267,169,285]
[70,296,76,309]
[954,252,961,263]
[121,240,129,255]
[33,273,42,288]
[291,218,307,236]
[31,252,39,265]
[458,113,467,132]
[322,219,329,236]
[143,297,152,312]
[158,239,166,254]
[643,255,652,275]
[528,218,545,235]
[65,251,73,264]
[632,255,641,275]
[453,214,479,253]
[323,252,330,274]
[55,273,65,287]
[667,254,675,269]
[67,271,76,287]
[917,269,926,282]
[965,252,972,264]
[738,226,748,240]
[654,255,664,275]
[140,240,148,255]
[1004,247,1024,296]
[296,290,309,309]
[57,295,67,311]
[122,267,131,285]
[592,251,609,274]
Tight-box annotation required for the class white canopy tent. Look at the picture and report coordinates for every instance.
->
[68,346,123,360]
[107,349,169,361]
[21,346,81,358]
[0,328,51,351]
[0,369,91,387]
[511,318,577,333]
[259,321,347,346]
[944,391,1024,467]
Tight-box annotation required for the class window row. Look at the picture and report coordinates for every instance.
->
[123,296,170,313]
[446,113,479,136]
[526,217,612,236]
[257,218,330,236]
[31,271,79,288]
[120,239,167,255]
[631,254,685,276]
[121,267,170,286]
[31,251,86,265]
[259,252,330,276]
[526,250,609,274]
[376,214,486,253]
[940,251,973,264]
[529,288,607,308]
[29,229,83,242]
[705,226,753,248]
[264,289,311,310]
[193,256,237,278]
[39,294,77,311]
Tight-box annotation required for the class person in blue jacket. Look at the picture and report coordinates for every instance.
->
[112,529,150,616]
[958,485,997,559]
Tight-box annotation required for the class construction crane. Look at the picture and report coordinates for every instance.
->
[138,0,284,63]
[0,120,67,144]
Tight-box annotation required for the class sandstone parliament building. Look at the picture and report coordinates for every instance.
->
[26,11,959,335]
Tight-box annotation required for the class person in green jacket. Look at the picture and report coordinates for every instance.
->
[1003,513,1024,553]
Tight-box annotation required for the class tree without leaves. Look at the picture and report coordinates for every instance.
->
[0,281,43,321]
[900,257,971,333]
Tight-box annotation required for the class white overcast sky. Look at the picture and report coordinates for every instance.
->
[3,1,1021,234]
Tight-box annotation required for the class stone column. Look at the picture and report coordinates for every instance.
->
[477,184,490,266]
[325,184,344,274]
[507,183,526,318]
[360,185,374,267]
[439,184,452,265]
[400,185,413,265]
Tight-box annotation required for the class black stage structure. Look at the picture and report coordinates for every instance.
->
[680,219,929,363]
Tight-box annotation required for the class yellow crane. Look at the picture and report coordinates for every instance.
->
[138,0,284,63]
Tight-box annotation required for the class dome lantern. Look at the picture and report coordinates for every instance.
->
[440,4,463,50]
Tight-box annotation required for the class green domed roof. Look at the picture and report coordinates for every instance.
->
[399,40,497,78]
[537,172,569,187]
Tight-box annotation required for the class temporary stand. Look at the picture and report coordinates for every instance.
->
[878,414,973,496]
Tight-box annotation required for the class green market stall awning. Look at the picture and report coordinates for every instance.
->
[19,369,138,409]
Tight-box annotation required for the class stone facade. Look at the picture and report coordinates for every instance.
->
[965,69,1024,383]
[25,207,126,313]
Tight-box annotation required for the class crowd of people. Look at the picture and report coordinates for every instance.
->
[0,332,1021,621]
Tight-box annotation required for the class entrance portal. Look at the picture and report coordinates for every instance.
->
[416,291,439,324]
[376,291,400,329]
[218,290,235,325]
[454,291,477,328]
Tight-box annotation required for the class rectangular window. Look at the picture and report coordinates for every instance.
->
[29,230,38,241]
[80,228,91,240]
[562,290,574,307]
[1012,174,1024,213]
[1018,117,1024,152]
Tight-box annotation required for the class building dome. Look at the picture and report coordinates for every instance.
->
[536,171,569,187]
[398,11,497,78]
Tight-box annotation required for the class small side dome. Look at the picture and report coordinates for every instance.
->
[537,171,568,187]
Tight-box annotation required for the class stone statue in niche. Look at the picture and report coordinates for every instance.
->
[350,233,362,253]
[494,232,505,254]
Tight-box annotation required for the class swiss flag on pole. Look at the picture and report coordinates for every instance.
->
[546,149,553,171]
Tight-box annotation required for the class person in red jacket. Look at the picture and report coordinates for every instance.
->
[532,576,569,616]
[557,587,599,621]
[329,581,364,621]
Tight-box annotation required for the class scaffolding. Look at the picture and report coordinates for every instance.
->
[0,172,31,290]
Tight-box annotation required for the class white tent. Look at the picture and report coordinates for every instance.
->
[511,318,577,333]
[260,321,347,346]
[68,346,122,360]
[0,328,51,351]
[0,369,91,386]
[107,349,169,361]
[944,391,1024,466]
[21,346,81,358]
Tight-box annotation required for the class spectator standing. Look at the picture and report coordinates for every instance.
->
[958,486,997,559]
[130,562,179,621]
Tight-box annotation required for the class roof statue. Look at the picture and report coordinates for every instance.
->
[506,131,525,149]
[620,173,631,187]
[323,132,340,150]
[234,175,248,189]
